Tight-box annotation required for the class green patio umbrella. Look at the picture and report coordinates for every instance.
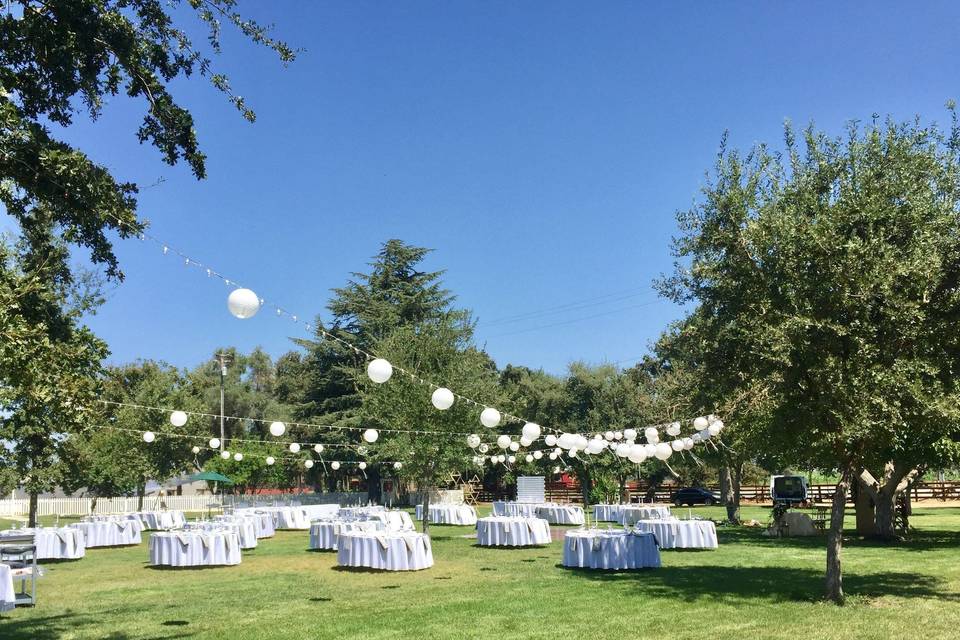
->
[186,471,234,484]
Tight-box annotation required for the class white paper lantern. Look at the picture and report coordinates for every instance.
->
[227,288,261,319]
[614,431,623,440]
[671,439,684,452]
[289,443,301,453]
[478,443,489,454]
[509,441,520,452]
[644,443,657,457]
[568,448,578,458]
[304,459,314,469]
[363,428,379,443]
[655,443,672,460]
[359,462,367,470]
[604,431,615,441]
[666,422,681,437]
[473,456,482,465]
[693,416,709,430]
[480,407,501,428]
[544,434,557,447]
[234,452,243,461]
[644,427,659,443]
[683,437,695,450]
[331,461,340,470]
[142,431,155,443]
[525,454,534,463]
[431,387,455,410]
[519,436,532,447]
[209,438,220,449]
[269,421,286,437]
[221,450,230,459]
[521,422,542,441]
[170,411,188,427]
[467,434,481,448]
[700,429,711,440]
[507,455,516,464]
[496,435,511,449]
[549,452,558,460]
[692,433,702,442]
[314,444,324,454]
[533,451,543,460]
[192,446,200,454]
[576,435,589,450]
[708,420,723,436]
[393,462,402,470]
[266,456,275,465]
[367,358,393,383]
[623,428,637,441]
[615,443,630,457]
[554,448,563,456]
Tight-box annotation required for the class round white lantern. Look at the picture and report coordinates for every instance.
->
[467,434,481,448]
[628,445,647,464]
[525,454,534,463]
[568,448,578,458]
[367,358,393,384]
[170,410,188,427]
[644,427,659,443]
[289,443,301,453]
[227,288,261,319]
[266,456,275,465]
[644,443,657,457]
[496,435,511,449]
[478,443,489,454]
[314,444,324,454]
[708,420,723,436]
[519,436,532,447]
[192,446,200,454]
[507,455,516,464]
[480,407,501,428]
[655,443,672,460]
[671,439,684,452]
[142,431,155,443]
[234,452,243,461]
[209,438,220,449]
[331,461,341,470]
[604,431,615,441]
[544,433,557,447]
[363,428,379,443]
[549,452,558,460]
[359,462,367,470]
[692,433,702,442]
[533,451,543,460]
[431,387,455,410]
[304,460,314,469]
[693,416,709,430]
[220,450,230,459]
[393,462,402,470]
[683,437,695,450]
[666,422,681,436]
[269,421,286,437]
[521,422,542,441]
[615,443,630,457]
[576,435,589,450]
[624,428,637,441]
[509,441,520,452]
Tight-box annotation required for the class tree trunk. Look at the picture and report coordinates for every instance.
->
[825,464,853,604]
[720,467,736,522]
[857,461,918,540]
[730,464,743,524]
[580,467,591,506]
[421,486,430,535]
[28,491,38,528]
[854,482,876,536]
[137,483,145,512]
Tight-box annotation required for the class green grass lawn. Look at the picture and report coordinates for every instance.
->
[2,505,959,640]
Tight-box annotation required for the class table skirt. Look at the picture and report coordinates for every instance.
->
[476,517,551,546]
[137,511,186,530]
[0,528,85,560]
[633,520,718,549]
[70,521,142,547]
[149,531,242,567]
[0,563,14,612]
[562,530,661,569]
[415,504,478,526]
[619,506,674,525]
[536,505,585,526]
[491,502,541,518]
[310,520,385,550]
[592,504,624,522]
[198,519,258,549]
[336,532,433,571]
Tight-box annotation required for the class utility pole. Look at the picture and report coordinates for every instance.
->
[215,352,233,452]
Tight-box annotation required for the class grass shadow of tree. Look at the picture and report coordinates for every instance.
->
[0,610,196,640]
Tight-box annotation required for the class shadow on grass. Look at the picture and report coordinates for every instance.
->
[718,524,960,552]
[562,564,960,603]
[0,611,196,640]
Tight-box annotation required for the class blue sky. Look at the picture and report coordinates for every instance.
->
[11,1,960,374]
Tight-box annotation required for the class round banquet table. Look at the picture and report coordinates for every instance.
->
[337,506,386,519]
[415,504,477,526]
[195,519,257,549]
[619,505,673,525]
[262,506,311,530]
[226,512,275,539]
[633,519,718,549]
[0,563,14,613]
[383,510,415,532]
[310,519,385,550]
[0,527,85,560]
[336,531,433,571]
[149,530,242,567]
[136,511,186,530]
[562,529,661,569]
[592,504,625,522]
[535,504,585,526]
[491,502,540,518]
[70,520,142,547]
[476,517,551,547]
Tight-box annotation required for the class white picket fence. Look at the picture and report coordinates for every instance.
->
[0,495,221,518]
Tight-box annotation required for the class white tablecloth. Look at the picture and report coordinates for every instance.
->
[231,512,275,538]
[196,519,258,549]
[336,531,433,571]
[258,507,312,530]
[415,504,478,526]
[0,528,85,560]
[298,504,340,520]
[70,520,142,547]
[633,520,718,549]
[149,531,242,567]
[310,520,385,550]
[620,505,673,525]
[491,502,541,517]
[476,517,551,547]
[562,530,661,569]
[536,504,585,526]
[592,504,624,522]
[136,511,186,530]
[337,506,386,519]
[383,510,416,532]
[0,563,14,612]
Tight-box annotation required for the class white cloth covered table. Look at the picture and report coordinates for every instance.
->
[230,511,275,538]
[415,504,478,526]
[619,505,673,525]
[70,520,142,547]
[0,528,85,560]
[562,529,661,569]
[196,519,257,549]
[258,506,311,530]
[136,511,186,530]
[491,502,541,518]
[633,519,718,549]
[336,531,433,571]
[298,504,340,520]
[536,504,585,526]
[593,504,625,522]
[310,519,385,550]
[476,517,551,547]
[383,510,415,532]
[149,530,241,567]
[337,506,386,519]
[0,563,15,612]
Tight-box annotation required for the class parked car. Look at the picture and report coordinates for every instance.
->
[770,475,808,505]
[671,487,721,506]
